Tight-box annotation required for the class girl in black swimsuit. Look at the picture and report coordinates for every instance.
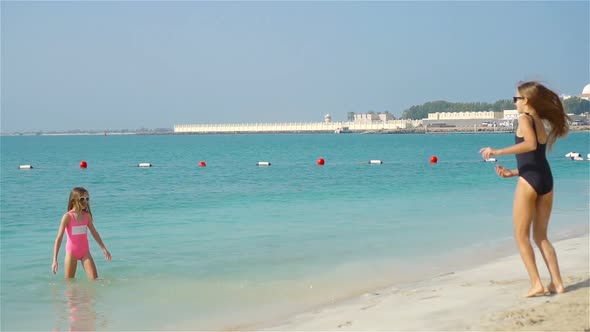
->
[480,81,570,298]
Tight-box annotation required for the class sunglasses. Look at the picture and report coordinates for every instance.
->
[513,96,525,103]
[79,197,90,202]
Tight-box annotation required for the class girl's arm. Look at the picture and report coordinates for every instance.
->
[87,215,112,261]
[480,115,537,159]
[52,214,70,274]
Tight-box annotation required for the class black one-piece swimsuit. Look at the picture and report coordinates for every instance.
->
[515,113,553,195]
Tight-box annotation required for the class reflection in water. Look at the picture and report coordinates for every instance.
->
[52,280,107,331]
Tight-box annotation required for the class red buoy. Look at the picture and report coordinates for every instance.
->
[317,158,325,166]
[430,156,438,163]
[80,160,88,168]
[199,161,207,167]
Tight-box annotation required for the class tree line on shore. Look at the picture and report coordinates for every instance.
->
[399,97,589,120]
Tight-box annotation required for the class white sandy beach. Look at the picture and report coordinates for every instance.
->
[261,234,590,331]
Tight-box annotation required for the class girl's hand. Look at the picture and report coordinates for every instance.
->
[103,248,112,261]
[495,165,516,178]
[479,147,497,160]
[52,261,58,274]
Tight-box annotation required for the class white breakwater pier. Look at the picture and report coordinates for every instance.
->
[174,120,421,134]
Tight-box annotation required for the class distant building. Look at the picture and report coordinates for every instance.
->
[503,110,519,120]
[377,112,394,122]
[174,111,421,134]
[353,112,393,122]
[354,113,380,122]
[427,111,503,120]
[580,83,590,100]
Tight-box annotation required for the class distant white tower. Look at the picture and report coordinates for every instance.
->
[324,113,332,124]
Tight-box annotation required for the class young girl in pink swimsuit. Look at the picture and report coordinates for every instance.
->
[52,187,112,279]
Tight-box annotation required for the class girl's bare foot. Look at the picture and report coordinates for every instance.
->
[522,284,548,298]
[547,282,566,294]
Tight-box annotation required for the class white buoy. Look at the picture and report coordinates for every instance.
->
[485,158,497,162]
[369,160,383,164]
[138,163,152,167]
[587,153,590,160]
[18,164,33,169]
[256,161,271,166]
[565,152,581,158]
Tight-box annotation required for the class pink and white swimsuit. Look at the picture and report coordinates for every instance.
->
[65,211,90,260]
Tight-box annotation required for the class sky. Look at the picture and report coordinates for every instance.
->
[1,1,589,133]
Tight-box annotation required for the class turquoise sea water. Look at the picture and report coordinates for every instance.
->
[1,132,589,330]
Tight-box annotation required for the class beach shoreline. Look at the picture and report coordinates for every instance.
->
[258,231,590,331]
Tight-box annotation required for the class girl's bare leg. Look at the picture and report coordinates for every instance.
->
[513,178,546,297]
[532,190,566,294]
[64,253,77,279]
[81,253,98,280]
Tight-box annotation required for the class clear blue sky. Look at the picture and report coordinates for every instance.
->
[1,1,589,132]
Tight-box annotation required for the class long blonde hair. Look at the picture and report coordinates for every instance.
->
[67,187,92,216]
[517,81,570,150]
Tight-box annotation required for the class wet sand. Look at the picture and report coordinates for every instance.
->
[262,234,589,331]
